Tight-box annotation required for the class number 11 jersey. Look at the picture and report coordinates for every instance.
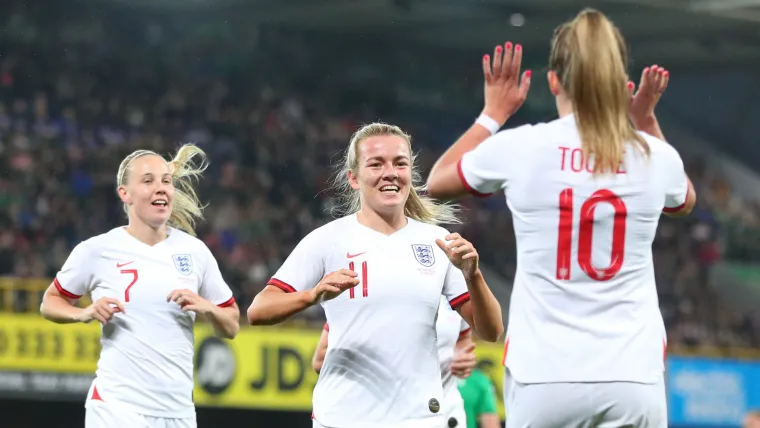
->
[268,214,471,428]
[458,114,689,385]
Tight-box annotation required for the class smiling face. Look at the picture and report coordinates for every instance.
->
[117,154,175,229]
[348,134,412,217]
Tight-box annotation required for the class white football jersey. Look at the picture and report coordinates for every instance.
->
[324,297,470,416]
[459,114,689,384]
[436,296,470,410]
[269,214,470,428]
[54,227,235,417]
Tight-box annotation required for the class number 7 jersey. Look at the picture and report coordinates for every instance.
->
[458,114,689,384]
[53,227,235,417]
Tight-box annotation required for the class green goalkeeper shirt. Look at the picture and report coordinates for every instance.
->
[457,368,498,428]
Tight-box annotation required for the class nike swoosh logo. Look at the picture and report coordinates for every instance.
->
[116,261,134,268]
[346,252,366,259]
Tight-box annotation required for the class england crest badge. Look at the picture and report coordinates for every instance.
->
[172,254,193,275]
[411,244,435,267]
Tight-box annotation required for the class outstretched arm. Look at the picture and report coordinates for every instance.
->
[247,270,359,326]
[428,41,530,199]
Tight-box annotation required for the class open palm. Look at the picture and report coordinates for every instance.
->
[482,42,532,126]
[629,64,669,125]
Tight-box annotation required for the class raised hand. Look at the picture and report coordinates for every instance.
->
[77,297,125,324]
[629,64,669,127]
[310,269,360,304]
[482,41,532,126]
[436,233,480,278]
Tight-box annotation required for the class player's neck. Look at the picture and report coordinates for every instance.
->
[124,222,169,246]
[356,208,407,236]
[555,95,573,118]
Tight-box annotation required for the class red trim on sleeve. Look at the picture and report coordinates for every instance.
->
[456,158,494,198]
[458,327,472,339]
[449,292,471,310]
[323,323,329,332]
[91,385,103,401]
[663,339,667,363]
[217,297,236,308]
[663,185,690,213]
[501,337,510,366]
[268,278,297,293]
[54,278,82,299]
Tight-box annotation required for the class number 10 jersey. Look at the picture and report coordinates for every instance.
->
[458,114,689,385]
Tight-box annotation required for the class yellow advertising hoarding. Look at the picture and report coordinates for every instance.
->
[0,313,507,417]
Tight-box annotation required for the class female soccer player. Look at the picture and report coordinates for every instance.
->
[426,8,696,428]
[40,145,239,428]
[312,296,476,428]
[247,122,503,428]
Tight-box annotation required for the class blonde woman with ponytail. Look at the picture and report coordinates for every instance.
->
[248,123,503,428]
[428,8,696,428]
[40,144,239,428]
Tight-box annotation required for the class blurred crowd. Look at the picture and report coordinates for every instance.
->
[0,1,758,350]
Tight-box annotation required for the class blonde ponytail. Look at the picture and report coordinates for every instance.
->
[116,144,209,236]
[550,8,649,175]
[329,122,461,226]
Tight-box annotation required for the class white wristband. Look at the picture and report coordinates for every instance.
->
[475,114,500,135]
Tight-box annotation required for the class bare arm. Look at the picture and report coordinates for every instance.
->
[427,124,494,200]
[427,42,530,200]
[456,271,503,342]
[204,303,240,339]
[312,327,329,374]
[630,66,696,218]
[247,285,316,326]
[41,282,123,325]
[438,234,503,342]
[479,414,501,428]
[167,289,240,339]
[40,283,85,323]
[247,270,358,326]
[633,113,666,142]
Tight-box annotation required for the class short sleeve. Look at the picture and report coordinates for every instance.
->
[459,318,472,338]
[54,241,95,299]
[443,262,470,310]
[199,247,236,307]
[478,375,499,415]
[661,147,689,213]
[458,125,531,197]
[268,229,325,293]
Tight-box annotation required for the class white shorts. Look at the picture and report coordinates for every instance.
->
[503,369,667,428]
[312,416,445,428]
[85,401,196,428]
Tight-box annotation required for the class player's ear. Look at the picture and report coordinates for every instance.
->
[117,185,131,204]
[347,170,360,191]
[547,70,561,96]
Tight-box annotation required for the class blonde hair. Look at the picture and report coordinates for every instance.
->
[116,144,209,236]
[329,122,460,225]
[550,8,649,175]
